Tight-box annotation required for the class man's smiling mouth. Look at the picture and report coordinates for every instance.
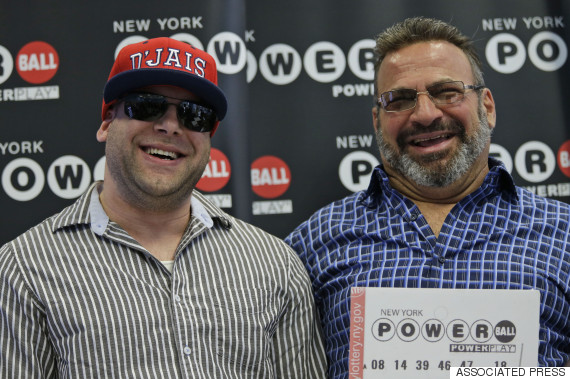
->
[144,147,180,160]
[411,134,452,147]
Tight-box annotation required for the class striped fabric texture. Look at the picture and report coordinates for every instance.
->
[1,182,326,378]
[286,159,570,378]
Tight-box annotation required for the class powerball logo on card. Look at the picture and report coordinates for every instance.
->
[371,313,518,352]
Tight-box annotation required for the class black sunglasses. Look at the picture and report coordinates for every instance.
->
[120,93,218,133]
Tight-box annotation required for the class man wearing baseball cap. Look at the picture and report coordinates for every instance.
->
[0,37,326,378]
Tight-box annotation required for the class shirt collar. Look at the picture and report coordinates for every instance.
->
[190,194,214,228]
[52,181,232,234]
[88,184,217,236]
[51,182,98,233]
[89,182,108,236]
[485,157,517,195]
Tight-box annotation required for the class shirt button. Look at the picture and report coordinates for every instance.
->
[409,213,418,222]
[438,256,446,264]
[183,346,192,356]
[174,295,181,302]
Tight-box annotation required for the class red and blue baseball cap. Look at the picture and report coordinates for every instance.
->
[102,37,227,135]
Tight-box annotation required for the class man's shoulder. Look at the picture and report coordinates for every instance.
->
[192,190,293,249]
[1,186,95,254]
[512,186,570,225]
[300,191,369,222]
[516,185,570,209]
[285,191,371,243]
[0,212,59,269]
[2,206,77,254]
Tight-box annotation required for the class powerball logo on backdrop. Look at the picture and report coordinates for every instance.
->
[196,147,233,209]
[251,155,292,215]
[0,41,60,101]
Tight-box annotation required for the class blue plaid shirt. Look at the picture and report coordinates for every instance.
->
[286,158,570,378]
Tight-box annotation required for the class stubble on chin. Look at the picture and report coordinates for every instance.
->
[104,139,209,212]
[128,157,208,212]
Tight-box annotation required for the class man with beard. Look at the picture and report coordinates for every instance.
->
[285,17,570,377]
[0,37,326,378]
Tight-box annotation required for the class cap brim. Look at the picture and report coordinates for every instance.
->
[103,68,227,120]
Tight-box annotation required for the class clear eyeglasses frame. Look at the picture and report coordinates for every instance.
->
[377,80,485,112]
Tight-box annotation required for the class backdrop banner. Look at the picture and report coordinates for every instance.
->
[1,0,569,243]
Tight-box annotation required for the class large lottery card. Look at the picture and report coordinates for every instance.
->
[349,288,540,378]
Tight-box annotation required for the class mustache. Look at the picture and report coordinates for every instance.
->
[396,119,466,148]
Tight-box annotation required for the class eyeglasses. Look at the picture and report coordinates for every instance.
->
[120,93,218,133]
[377,81,485,112]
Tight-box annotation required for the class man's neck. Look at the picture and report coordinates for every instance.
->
[98,182,192,261]
[385,162,490,237]
[385,157,490,204]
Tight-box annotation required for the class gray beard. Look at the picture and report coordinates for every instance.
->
[375,103,491,188]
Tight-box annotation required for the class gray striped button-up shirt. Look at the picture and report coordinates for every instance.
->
[0,182,326,378]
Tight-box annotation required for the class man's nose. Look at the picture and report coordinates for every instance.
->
[409,91,443,125]
[154,104,182,135]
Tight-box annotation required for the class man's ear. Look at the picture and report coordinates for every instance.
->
[372,105,380,133]
[96,109,116,142]
[482,88,496,130]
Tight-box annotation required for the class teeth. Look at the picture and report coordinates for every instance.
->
[145,147,178,160]
[413,134,449,144]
